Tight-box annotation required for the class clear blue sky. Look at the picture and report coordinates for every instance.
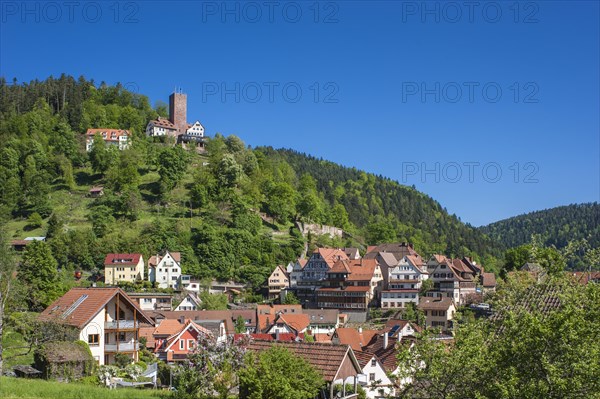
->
[1,1,598,226]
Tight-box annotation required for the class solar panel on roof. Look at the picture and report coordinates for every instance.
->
[61,294,88,319]
[389,325,400,335]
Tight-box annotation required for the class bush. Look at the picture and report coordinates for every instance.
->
[27,212,43,229]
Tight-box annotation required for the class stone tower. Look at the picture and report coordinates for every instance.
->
[169,90,187,135]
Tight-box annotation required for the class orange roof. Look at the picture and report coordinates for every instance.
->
[272,314,310,333]
[40,287,152,329]
[346,259,379,281]
[334,328,379,352]
[313,248,350,268]
[86,128,129,141]
[256,304,302,331]
[149,117,177,130]
[313,333,332,343]
[154,319,186,336]
[139,326,156,349]
[298,259,308,267]
[418,296,455,311]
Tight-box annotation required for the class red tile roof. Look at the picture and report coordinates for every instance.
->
[313,248,350,268]
[482,272,497,287]
[244,340,360,382]
[86,129,129,142]
[149,117,177,130]
[233,333,303,342]
[362,333,400,373]
[334,328,379,352]
[104,253,142,266]
[39,287,152,329]
[271,313,310,333]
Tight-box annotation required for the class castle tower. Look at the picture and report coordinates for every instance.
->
[169,90,187,135]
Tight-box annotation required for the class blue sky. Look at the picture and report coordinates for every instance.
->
[1,1,598,226]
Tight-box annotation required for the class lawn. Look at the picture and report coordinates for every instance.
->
[0,377,169,399]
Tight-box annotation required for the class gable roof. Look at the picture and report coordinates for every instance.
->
[418,296,455,311]
[256,304,302,331]
[86,128,129,141]
[245,340,361,382]
[270,313,310,333]
[353,350,378,369]
[384,319,422,336]
[161,320,213,352]
[312,248,350,268]
[149,117,177,130]
[148,251,181,268]
[104,253,142,266]
[377,252,398,267]
[362,333,400,373]
[346,259,380,281]
[482,272,497,287]
[334,328,379,352]
[40,287,153,329]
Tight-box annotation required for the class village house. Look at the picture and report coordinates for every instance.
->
[148,250,181,289]
[382,255,429,309]
[152,309,257,335]
[10,236,45,252]
[127,292,173,311]
[287,258,307,288]
[104,253,144,285]
[426,255,473,305]
[303,309,342,334]
[245,340,363,399]
[256,304,303,333]
[40,287,153,365]
[316,258,384,311]
[265,313,310,336]
[364,242,424,290]
[267,265,289,299]
[152,318,213,363]
[332,327,380,352]
[294,248,349,306]
[417,296,456,333]
[173,292,202,311]
[353,351,395,399]
[85,128,130,152]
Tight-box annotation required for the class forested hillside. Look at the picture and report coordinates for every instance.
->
[481,203,600,251]
[0,75,505,298]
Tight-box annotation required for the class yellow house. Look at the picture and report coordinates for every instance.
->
[104,253,144,285]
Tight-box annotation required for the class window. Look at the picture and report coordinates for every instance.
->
[179,340,185,350]
[371,359,376,367]
[188,339,195,349]
[369,373,375,381]
[88,334,99,345]
[118,332,126,342]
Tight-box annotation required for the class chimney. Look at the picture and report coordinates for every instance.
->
[275,330,280,341]
[383,332,388,349]
[358,327,362,333]
[179,316,185,324]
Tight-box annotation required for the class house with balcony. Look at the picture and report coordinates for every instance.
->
[426,255,478,305]
[104,253,144,285]
[316,259,383,311]
[381,255,429,309]
[294,248,349,306]
[85,128,130,152]
[127,292,173,311]
[148,251,182,289]
[39,287,153,365]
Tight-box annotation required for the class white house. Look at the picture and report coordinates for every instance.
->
[145,117,178,137]
[148,251,182,289]
[185,120,204,136]
[354,351,395,399]
[381,255,428,309]
[127,292,173,311]
[40,287,153,365]
[174,292,202,311]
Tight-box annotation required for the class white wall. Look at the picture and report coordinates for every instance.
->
[80,310,106,365]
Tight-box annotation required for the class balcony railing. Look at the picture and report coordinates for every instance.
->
[105,342,137,352]
[105,320,139,329]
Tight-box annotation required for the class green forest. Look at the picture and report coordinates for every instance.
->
[0,75,595,298]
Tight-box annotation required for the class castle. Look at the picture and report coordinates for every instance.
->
[146,90,206,149]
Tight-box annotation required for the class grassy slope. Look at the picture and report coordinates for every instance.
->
[0,377,168,399]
